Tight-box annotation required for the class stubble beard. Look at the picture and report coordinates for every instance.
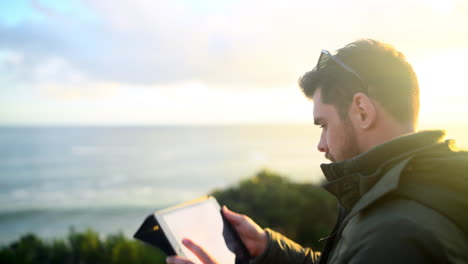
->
[327,119,361,163]
[325,152,336,163]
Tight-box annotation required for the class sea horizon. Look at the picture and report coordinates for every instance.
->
[1,123,467,246]
[0,124,326,245]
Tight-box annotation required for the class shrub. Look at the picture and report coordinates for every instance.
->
[0,169,337,263]
[211,169,337,249]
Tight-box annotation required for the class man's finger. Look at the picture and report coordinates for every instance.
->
[166,256,193,264]
[182,238,217,264]
[221,206,244,226]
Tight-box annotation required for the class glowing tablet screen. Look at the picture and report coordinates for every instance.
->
[156,197,238,264]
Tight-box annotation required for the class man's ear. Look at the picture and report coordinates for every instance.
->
[350,92,376,129]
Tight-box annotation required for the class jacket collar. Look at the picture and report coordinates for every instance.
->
[321,130,446,210]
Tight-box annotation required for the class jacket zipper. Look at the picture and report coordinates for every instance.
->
[317,203,347,264]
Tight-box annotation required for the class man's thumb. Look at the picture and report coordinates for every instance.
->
[222,206,244,226]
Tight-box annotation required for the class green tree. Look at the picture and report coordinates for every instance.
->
[0,230,165,264]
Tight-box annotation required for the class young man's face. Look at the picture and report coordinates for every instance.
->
[313,89,360,162]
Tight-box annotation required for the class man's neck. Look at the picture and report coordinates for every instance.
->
[359,120,416,154]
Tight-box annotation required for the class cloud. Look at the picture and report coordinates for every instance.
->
[44,81,119,100]
[1,0,468,125]
[1,0,468,90]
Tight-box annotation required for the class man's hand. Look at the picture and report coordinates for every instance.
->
[166,238,218,264]
[166,206,268,264]
[221,206,268,257]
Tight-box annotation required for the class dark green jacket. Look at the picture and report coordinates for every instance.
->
[251,130,468,264]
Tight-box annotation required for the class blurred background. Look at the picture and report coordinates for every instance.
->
[1,0,468,253]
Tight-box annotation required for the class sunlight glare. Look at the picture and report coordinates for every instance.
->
[413,49,468,125]
[425,0,458,14]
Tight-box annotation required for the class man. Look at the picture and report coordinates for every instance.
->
[167,39,468,264]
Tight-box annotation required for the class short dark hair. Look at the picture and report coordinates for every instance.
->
[299,39,419,125]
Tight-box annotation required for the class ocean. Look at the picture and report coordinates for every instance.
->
[0,125,326,245]
[1,124,467,246]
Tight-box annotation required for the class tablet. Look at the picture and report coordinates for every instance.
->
[134,196,250,264]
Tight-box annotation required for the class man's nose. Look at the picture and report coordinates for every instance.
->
[317,136,328,153]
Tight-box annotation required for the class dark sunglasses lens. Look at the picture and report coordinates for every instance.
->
[316,51,330,70]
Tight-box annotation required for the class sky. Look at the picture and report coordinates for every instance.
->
[1,0,468,126]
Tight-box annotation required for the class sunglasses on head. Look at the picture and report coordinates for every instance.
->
[315,49,368,93]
